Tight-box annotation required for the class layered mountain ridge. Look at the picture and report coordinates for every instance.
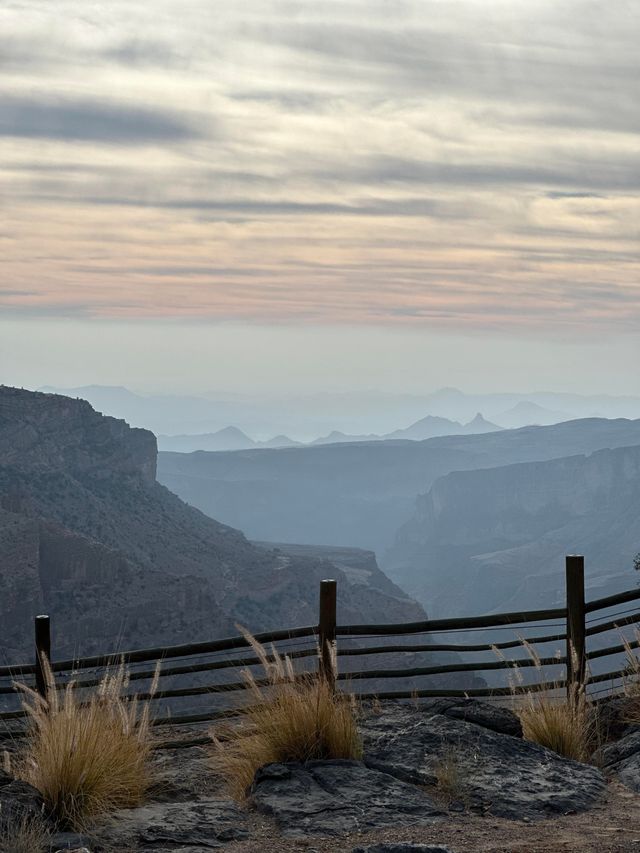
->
[386,443,640,617]
[0,386,425,663]
[158,417,640,555]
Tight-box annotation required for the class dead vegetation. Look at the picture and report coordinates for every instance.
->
[433,744,465,803]
[210,629,362,800]
[9,657,158,829]
[497,641,596,762]
[0,816,51,853]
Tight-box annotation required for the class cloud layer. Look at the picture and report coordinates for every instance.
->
[0,0,638,333]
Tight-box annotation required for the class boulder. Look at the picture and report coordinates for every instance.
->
[96,798,248,849]
[416,698,522,738]
[361,707,605,819]
[598,728,640,793]
[0,769,46,831]
[249,760,444,837]
[597,729,640,769]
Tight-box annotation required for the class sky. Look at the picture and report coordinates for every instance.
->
[1,0,639,394]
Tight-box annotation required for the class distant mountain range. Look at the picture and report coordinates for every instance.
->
[158,413,501,453]
[40,385,640,443]
[159,427,301,453]
[309,413,502,446]
[158,417,640,557]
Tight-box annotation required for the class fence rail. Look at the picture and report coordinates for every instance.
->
[2,555,640,733]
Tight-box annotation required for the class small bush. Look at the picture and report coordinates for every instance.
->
[499,641,595,762]
[518,687,593,762]
[13,658,157,829]
[433,746,464,802]
[210,630,362,800]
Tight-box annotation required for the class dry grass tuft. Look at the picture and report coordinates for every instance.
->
[518,687,593,762]
[621,630,640,724]
[210,629,362,800]
[11,657,157,829]
[498,641,595,762]
[433,745,464,802]
[0,816,50,853]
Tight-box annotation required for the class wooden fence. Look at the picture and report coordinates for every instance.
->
[1,554,640,736]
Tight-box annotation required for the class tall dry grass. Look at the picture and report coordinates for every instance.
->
[621,629,640,724]
[11,658,157,829]
[498,641,595,762]
[210,630,362,800]
[0,816,50,853]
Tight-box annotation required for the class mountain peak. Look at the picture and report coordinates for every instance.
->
[462,413,502,434]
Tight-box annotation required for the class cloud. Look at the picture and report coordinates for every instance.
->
[0,0,637,334]
[0,96,204,144]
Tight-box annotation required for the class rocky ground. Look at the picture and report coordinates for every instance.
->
[3,699,640,852]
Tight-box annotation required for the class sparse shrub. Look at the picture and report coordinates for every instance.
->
[518,686,593,762]
[0,816,50,853]
[499,642,595,762]
[12,658,157,829]
[620,629,640,723]
[210,629,362,800]
[433,745,464,802]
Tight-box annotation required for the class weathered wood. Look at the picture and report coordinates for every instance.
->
[0,708,29,721]
[566,555,586,694]
[586,609,640,637]
[587,636,640,661]
[52,646,320,692]
[150,707,250,727]
[34,614,51,699]
[585,585,640,614]
[353,678,567,700]
[336,606,567,637]
[46,623,317,673]
[337,630,567,657]
[319,579,337,690]
[338,653,566,682]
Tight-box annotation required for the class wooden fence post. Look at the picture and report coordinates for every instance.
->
[35,614,51,699]
[319,579,337,690]
[565,555,586,696]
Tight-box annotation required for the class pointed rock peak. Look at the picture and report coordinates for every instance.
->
[463,413,503,433]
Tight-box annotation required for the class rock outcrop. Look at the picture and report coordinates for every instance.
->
[249,760,445,836]
[361,705,605,819]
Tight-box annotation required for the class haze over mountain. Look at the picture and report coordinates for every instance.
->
[41,385,640,445]
[159,413,501,452]
[0,386,426,663]
[159,427,300,453]
[386,443,640,619]
[158,417,640,557]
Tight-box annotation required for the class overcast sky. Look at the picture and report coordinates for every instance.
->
[1,1,638,394]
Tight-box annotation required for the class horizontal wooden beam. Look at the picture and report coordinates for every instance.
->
[336,607,567,637]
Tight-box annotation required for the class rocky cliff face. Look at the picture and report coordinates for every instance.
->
[0,386,429,664]
[0,386,157,483]
[386,444,640,617]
